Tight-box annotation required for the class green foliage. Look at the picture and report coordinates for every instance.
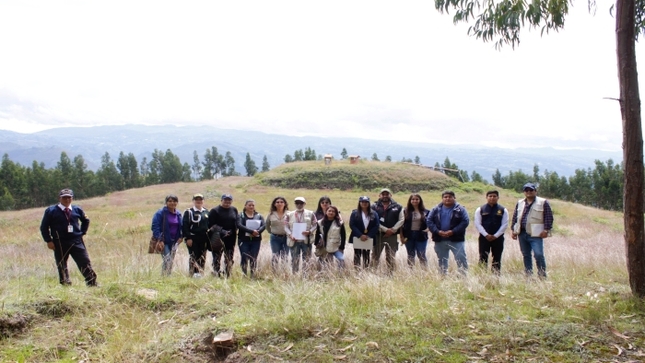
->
[493,159,624,211]
[435,0,570,49]
[341,148,348,159]
[222,151,238,176]
[261,155,270,172]
[244,152,258,176]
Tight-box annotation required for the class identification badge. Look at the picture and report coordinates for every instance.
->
[68,225,73,233]
[380,217,385,223]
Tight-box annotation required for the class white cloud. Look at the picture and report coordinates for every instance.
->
[0,0,634,151]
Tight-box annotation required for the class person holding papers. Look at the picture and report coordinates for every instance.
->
[400,193,430,268]
[284,197,317,273]
[511,183,554,279]
[348,196,379,270]
[237,199,266,278]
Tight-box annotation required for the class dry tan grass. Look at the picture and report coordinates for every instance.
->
[0,176,640,362]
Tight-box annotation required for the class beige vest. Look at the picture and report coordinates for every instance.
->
[287,209,315,245]
[513,197,546,236]
[318,220,343,253]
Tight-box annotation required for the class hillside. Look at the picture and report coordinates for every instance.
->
[257,159,456,192]
[0,177,642,362]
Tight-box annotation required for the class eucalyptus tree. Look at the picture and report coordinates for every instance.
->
[244,152,258,176]
[261,155,270,172]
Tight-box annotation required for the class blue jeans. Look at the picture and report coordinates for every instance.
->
[162,243,178,276]
[290,242,311,273]
[434,240,468,275]
[518,232,547,277]
[239,240,261,276]
[270,234,289,269]
[404,236,428,267]
[323,250,345,269]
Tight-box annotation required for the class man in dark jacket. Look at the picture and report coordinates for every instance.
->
[40,188,97,286]
[208,193,238,278]
[426,190,470,275]
[474,190,508,274]
[371,188,404,272]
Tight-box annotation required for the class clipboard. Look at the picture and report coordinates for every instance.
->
[353,237,373,250]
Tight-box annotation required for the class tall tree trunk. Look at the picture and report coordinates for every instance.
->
[616,0,645,297]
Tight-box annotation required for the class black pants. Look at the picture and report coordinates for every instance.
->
[353,249,371,269]
[212,237,235,277]
[53,238,97,286]
[478,235,504,273]
[186,234,208,274]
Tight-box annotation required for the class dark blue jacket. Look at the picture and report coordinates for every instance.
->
[348,209,380,243]
[426,202,470,242]
[151,206,183,245]
[40,204,89,243]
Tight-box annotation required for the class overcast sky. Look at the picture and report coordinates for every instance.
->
[0,0,639,151]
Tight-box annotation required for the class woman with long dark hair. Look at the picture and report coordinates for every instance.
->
[400,193,430,267]
[317,205,346,268]
[265,196,289,270]
[314,196,333,260]
[348,196,379,270]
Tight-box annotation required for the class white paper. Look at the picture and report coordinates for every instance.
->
[292,222,308,240]
[245,220,261,237]
[531,224,544,237]
[353,237,373,250]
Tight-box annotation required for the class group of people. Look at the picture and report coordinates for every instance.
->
[39,183,554,285]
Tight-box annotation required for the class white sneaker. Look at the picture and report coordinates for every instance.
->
[193,273,203,278]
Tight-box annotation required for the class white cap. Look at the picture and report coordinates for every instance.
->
[294,197,306,203]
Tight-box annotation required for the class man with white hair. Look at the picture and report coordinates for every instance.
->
[285,197,318,273]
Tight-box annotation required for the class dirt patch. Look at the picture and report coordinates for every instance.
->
[30,299,82,318]
[0,313,30,339]
[177,332,243,363]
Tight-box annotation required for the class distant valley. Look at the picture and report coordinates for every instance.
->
[0,125,622,182]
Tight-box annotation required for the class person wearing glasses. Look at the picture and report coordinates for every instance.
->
[284,197,317,273]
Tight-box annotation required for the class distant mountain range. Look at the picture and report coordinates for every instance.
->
[0,125,623,182]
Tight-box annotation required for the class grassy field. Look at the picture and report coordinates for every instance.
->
[0,170,643,362]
